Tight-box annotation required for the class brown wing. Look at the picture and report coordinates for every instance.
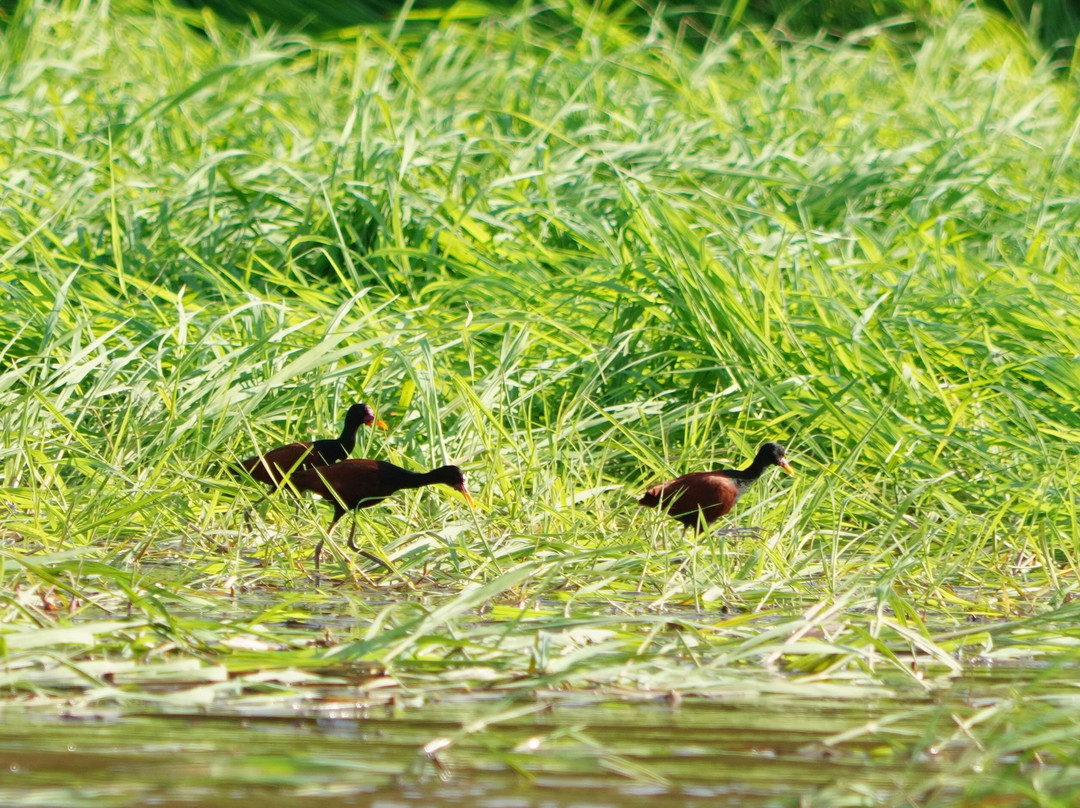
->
[237,442,315,487]
[640,471,739,530]
[291,459,388,511]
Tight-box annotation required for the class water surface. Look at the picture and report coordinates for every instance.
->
[3,665,1071,807]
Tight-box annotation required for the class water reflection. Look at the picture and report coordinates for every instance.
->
[1,667,1071,806]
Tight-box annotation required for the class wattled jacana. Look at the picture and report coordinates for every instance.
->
[639,442,794,532]
[289,459,475,573]
[236,402,387,490]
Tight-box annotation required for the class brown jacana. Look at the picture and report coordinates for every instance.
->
[236,402,387,490]
[289,459,475,573]
[638,442,794,532]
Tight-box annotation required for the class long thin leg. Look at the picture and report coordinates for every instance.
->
[356,548,392,572]
[313,510,392,578]
[346,512,393,573]
[241,491,269,533]
[314,511,343,582]
[347,513,359,552]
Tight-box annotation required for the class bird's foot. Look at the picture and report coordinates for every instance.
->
[716,526,764,538]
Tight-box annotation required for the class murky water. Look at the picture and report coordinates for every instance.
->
[5,584,1080,805]
[3,666,1073,807]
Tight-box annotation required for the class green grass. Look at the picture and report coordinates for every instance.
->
[3,0,1080,801]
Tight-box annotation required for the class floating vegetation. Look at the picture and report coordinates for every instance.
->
[3,0,1080,803]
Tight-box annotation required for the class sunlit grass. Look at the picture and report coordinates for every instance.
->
[3,0,1080,799]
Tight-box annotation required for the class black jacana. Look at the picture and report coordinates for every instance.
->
[236,402,387,490]
[289,459,475,572]
[638,442,794,532]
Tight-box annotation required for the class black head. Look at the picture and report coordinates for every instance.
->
[345,403,376,426]
[755,442,794,475]
[433,464,475,505]
[343,402,387,430]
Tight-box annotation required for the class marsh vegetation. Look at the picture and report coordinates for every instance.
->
[2,0,1080,803]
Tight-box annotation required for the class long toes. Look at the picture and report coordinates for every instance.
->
[356,549,392,574]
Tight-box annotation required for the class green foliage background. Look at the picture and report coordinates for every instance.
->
[2,0,1080,723]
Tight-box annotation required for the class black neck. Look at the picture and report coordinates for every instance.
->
[728,455,771,481]
[337,413,366,451]
[381,463,453,490]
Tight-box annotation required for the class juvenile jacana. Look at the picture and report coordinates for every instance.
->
[236,402,387,490]
[639,442,794,532]
[289,459,475,572]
